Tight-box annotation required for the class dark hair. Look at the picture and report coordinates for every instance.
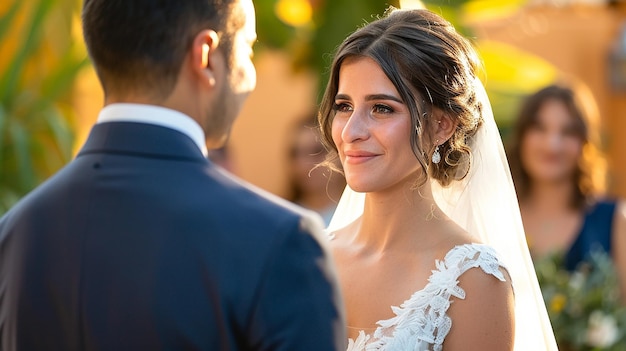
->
[507,84,603,209]
[82,0,240,99]
[318,8,484,187]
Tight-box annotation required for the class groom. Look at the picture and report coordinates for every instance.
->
[0,0,345,350]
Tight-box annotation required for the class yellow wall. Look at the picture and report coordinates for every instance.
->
[227,51,319,197]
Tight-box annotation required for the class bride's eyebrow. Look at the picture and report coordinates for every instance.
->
[364,94,403,103]
[334,93,403,103]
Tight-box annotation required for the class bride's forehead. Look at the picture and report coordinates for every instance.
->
[339,57,383,75]
[337,59,400,95]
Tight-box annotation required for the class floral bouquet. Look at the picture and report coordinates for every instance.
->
[534,250,626,350]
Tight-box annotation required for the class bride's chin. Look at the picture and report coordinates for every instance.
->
[344,181,370,193]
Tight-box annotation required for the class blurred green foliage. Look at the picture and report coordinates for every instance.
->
[0,0,88,215]
[535,250,626,350]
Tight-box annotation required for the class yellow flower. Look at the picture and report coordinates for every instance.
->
[551,293,567,313]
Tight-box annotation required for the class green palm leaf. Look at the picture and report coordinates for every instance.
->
[0,0,55,104]
[0,1,22,43]
[0,0,87,214]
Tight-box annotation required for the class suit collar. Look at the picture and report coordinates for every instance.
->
[78,121,208,162]
[96,103,208,156]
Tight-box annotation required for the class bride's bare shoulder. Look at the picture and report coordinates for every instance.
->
[443,254,514,351]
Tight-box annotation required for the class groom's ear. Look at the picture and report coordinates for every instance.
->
[190,29,221,88]
[432,108,457,144]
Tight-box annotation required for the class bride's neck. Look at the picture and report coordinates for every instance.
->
[354,182,447,254]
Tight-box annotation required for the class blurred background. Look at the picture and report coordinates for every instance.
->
[1,0,626,213]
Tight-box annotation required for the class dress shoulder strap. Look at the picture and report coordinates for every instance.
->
[443,243,506,283]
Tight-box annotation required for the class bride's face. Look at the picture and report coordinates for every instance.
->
[331,56,420,193]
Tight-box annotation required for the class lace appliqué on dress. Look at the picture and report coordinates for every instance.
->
[346,243,506,351]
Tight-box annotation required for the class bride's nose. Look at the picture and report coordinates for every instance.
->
[341,108,370,143]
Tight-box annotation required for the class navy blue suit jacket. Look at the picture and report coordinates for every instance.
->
[0,122,345,350]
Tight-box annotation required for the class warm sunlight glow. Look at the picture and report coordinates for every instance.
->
[275,0,313,27]
[462,0,527,24]
[399,0,425,10]
[478,40,557,93]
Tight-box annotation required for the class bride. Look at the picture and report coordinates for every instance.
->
[317,7,558,350]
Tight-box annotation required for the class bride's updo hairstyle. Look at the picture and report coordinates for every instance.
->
[318,8,484,187]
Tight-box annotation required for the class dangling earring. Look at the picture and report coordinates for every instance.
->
[432,143,441,164]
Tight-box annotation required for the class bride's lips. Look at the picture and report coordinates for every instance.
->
[343,150,380,164]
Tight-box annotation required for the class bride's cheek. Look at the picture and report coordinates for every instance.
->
[331,123,344,149]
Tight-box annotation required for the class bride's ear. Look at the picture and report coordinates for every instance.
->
[432,108,457,144]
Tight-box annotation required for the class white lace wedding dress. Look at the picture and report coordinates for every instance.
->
[345,243,506,351]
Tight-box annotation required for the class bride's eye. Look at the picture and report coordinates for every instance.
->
[372,104,393,114]
[333,102,353,113]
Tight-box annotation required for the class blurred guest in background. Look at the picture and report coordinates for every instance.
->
[507,84,626,299]
[286,115,345,225]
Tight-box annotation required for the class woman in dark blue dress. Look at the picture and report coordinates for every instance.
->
[507,84,626,300]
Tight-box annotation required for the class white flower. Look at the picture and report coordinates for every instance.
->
[586,310,619,348]
[568,271,585,291]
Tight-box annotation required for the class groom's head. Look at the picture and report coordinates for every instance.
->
[82,0,257,148]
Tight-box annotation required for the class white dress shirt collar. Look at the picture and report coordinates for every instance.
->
[96,103,208,157]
